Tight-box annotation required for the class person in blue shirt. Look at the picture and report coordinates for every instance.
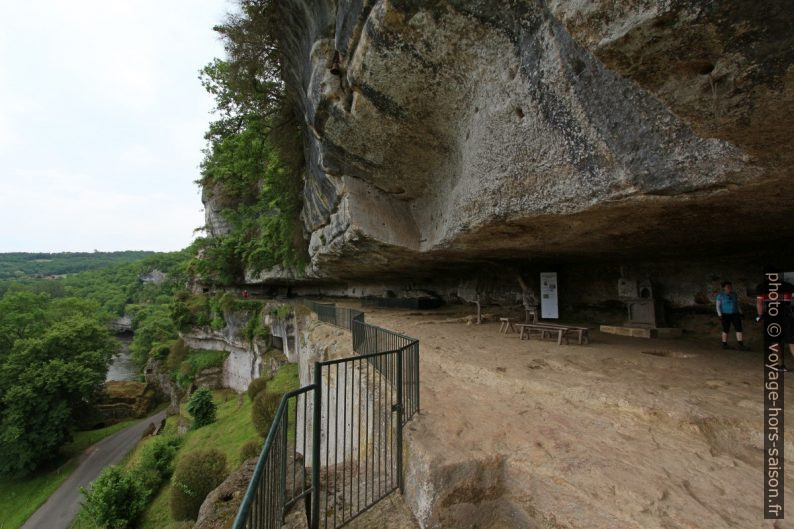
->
[716,281,746,350]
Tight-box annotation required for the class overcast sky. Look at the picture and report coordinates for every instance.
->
[0,1,230,252]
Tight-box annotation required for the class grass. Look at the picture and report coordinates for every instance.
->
[136,364,300,529]
[185,349,227,373]
[61,420,137,458]
[175,349,228,388]
[0,420,138,529]
[70,364,301,529]
[267,363,298,394]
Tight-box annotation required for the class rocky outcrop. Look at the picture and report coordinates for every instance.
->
[144,358,183,415]
[111,315,132,333]
[194,458,257,529]
[202,184,234,237]
[140,269,167,284]
[95,381,156,422]
[272,0,793,282]
[181,302,314,392]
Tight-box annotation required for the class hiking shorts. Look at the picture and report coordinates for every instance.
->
[721,313,743,333]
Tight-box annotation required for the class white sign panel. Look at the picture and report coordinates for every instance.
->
[540,272,559,319]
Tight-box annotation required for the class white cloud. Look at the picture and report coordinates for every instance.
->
[0,0,228,251]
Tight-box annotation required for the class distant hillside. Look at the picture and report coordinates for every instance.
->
[0,251,157,279]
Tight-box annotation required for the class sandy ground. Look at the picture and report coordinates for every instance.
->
[341,303,794,529]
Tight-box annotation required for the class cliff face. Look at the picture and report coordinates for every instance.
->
[277,0,793,281]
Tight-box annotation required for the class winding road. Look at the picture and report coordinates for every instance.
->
[21,410,167,529]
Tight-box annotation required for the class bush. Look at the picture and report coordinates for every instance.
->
[239,439,262,463]
[136,434,182,492]
[148,340,173,361]
[170,449,228,521]
[187,387,217,429]
[175,350,227,389]
[247,377,268,402]
[81,466,148,528]
[166,338,188,372]
[251,391,282,437]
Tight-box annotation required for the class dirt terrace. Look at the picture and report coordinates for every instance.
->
[347,304,794,529]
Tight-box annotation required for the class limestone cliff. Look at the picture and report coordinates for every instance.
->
[272,0,792,281]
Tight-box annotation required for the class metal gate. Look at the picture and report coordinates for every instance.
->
[232,303,419,529]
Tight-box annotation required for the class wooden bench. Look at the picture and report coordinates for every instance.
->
[516,323,591,345]
[537,323,591,345]
[499,317,517,334]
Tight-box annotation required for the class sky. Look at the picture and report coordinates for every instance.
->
[0,0,231,252]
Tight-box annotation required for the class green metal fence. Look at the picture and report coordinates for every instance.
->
[232,385,315,529]
[233,300,419,529]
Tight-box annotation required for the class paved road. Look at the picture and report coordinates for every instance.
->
[21,410,167,529]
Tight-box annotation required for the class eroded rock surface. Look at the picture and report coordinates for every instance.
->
[361,306,794,529]
[275,0,793,281]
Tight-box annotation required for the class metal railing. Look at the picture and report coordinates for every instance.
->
[232,385,315,529]
[304,300,364,331]
[351,319,419,421]
[234,300,419,529]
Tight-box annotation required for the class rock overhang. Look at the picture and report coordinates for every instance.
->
[274,0,794,283]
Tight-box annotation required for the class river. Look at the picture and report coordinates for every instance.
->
[105,334,138,382]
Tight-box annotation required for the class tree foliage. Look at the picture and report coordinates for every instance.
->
[0,313,117,475]
[187,387,217,429]
[0,251,155,280]
[191,0,306,286]
[135,434,182,492]
[81,465,148,529]
[128,304,178,368]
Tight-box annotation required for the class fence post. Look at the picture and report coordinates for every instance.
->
[396,349,404,494]
[311,363,322,529]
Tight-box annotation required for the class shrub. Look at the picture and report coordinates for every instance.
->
[166,338,188,372]
[170,292,211,330]
[149,340,173,361]
[175,350,227,389]
[81,465,148,528]
[170,449,228,521]
[243,311,268,344]
[187,388,217,429]
[136,434,182,492]
[247,377,268,402]
[251,391,282,437]
[239,439,262,463]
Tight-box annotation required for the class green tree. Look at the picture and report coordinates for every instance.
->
[186,387,217,429]
[81,465,148,529]
[189,0,307,286]
[128,304,178,367]
[0,316,117,475]
[0,291,48,353]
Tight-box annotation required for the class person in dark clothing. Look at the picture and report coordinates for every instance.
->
[716,281,746,350]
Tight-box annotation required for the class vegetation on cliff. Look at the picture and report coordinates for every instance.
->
[190,0,306,286]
